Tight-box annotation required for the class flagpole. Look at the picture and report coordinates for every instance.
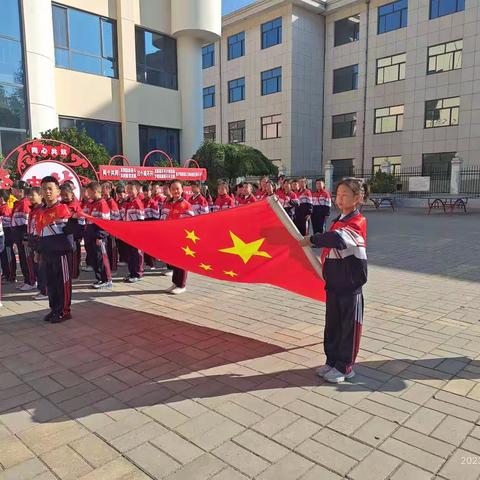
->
[267,196,324,280]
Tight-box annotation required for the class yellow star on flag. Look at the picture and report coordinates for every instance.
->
[224,270,238,277]
[182,246,196,257]
[185,229,200,244]
[199,263,213,271]
[219,231,272,264]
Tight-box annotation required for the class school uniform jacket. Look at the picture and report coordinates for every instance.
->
[85,198,110,242]
[189,193,209,215]
[63,198,85,240]
[35,202,73,255]
[26,204,43,249]
[160,198,194,220]
[254,191,266,201]
[312,190,332,216]
[143,197,160,220]
[0,204,12,244]
[295,188,313,219]
[11,197,31,243]
[277,190,299,218]
[310,210,367,295]
[236,194,257,206]
[106,197,121,221]
[124,197,145,222]
[213,194,235,212]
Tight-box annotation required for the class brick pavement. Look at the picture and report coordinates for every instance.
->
[0,209,480,479]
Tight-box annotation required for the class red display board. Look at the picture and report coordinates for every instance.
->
[98,165,207,182]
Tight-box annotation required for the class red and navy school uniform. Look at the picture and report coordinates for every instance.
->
[0,204,16,282]
[105,197,120,271]
[63,198,84,279]
[36,202,74,319]
[124,197,145,279]
[213,194,235,212]
[236,194,257,206]
[294,188,313,236]
[161,198,194,288]
[277,190,299,220]
[310,210,367,375]
[254,190,265,201]
[154,193,167,214]
[189,193,209,215]
[12,197,35,286]
[116,197,128,263]
[27,204,46,294]
[85,199,112,284]
[312,189,332,234]
[143,197,160,268]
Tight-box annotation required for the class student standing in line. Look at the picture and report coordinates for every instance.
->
[311,179,332,234]
[0,190,16,283]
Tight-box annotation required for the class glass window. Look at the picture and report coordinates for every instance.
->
[334,15,360,47]
[261,114,281,139]
[422,152,455,174]
[0,37,24,85]
[261,67,282,96]
[135,27,177,90]
[333,64,358,94]
[52,4,117,78]
[430,0,465,19]
[228,32,245,60]
[425,97,460,128]
[331,159,354,181]
[139,125,180,164]
[332,113,357,139]
[203,85,215,109]
[261,17,282,49]
[59,116,122,155]
[228,120,245,143]
[202,43,214,69]
[372,156,402,173]
[0,0,21,40]
[0,84,26,129]
[204,125,216,142]
[427,40,462,74]
[376,53,406,84]
[374,105,404,134]
[0,129,25,156]
[378,0,408,34]
[228,77,245,103]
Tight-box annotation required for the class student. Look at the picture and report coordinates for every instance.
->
[102,181,120,272]
[301,178,368,383]
[11,181,35,290]
[143,183,160,270]
[237,182,257,205]
[153,182,167,212]
[80,187,93,272]
[294,177,313,236]
[189,181,209,215]
[312,179,332,234]
[264,180,276,197]
[27,187,47,300]
[0,190,16,283]
[204,185,214,212]
[277,180,299,220]
[213,182,235,212]
[255,177,268,201]
[160,181,194,294]
[276,175,286,193]
[84,182,112,289]
[123,181,145,282]
[115,184,129,266]
[37,176,74,323]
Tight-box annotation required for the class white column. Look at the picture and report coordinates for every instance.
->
[450,155,462,195]
[176,35,204,160]
[22,0,58,137]
[324,162,334,192]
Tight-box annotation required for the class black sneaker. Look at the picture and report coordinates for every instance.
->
[43,311,55,322]
[50,312,72,324]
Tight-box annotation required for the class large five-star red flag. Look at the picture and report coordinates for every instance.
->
[87,197,326,301]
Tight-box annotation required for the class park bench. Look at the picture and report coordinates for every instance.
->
[427,196,468,214]
[361,196,395,212]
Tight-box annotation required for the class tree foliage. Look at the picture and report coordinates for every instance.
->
[368,171,397,194]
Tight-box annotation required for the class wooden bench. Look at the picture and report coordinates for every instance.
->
[427,197,468,214]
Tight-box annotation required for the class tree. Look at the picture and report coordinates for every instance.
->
[368,171,397,194]
[193,141,278,189]
[40,127,111,180]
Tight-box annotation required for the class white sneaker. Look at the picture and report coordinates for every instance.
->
[33,293,48,300]
[81,265,94,272]
[324,368,355,384]
[161,270,173,277]
[315,364,333,378]
[92,281,113,289]
[169,287,186,295]
[16,282,25,290]
[118,261,127,266]
[20,282,37,291]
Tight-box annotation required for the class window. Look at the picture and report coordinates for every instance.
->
[422,152,455,174]
[261,67,282,95]
[228,32,245,60]
[261,115,281,139]
[203,85,215,109]
[374,105,404,133]
[425,97,460,128]
[228,120,245,143]
[373,156,402,174]
[331,159,354,181]
[378,0,408,34]
[376,53,406,84]
[0,0,28,155]
[139,125,180,164]
[59,116,122,155]
[228,77,245,103]
[135,27,177,90]
[202,43,214,69]
[261,17,282,49]
[333,64,358,94]
[332,113,357,139]
[52,4,117,78]
[430,0,465,19]
[334,15,360,47]
[204,125,216,142]
[427,40,462,74]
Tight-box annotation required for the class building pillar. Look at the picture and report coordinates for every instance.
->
[450,155,462,195]
[324,162,334,192]
[22,0,58,137]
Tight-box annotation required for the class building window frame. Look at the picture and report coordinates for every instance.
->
[422,152,455,174]
[228,77,245,103]
[378,0,408,35]
[332,113,357,139]
[424,97,460,129]
[333,64,359,94]
[203,125,216,142]
[376,53,406,85]
[334,15,360,47]
[203,85,215,109]
[427,39,463,75]
[374,105,404,134]
[261,114,282,140]
[202,43,214,69]
[261,67,282,96]
[228,31,245,60]
[139,124,180,164]
[429,0,465,20]
[261,17,282,49]
[372,156,402,174]
[228,120,245,143]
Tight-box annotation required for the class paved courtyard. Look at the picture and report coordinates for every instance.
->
[1,209,480,480]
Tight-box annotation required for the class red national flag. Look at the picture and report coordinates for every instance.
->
[87,197,326,302]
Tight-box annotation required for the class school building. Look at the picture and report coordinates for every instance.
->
[202,0,480,177]
[0,0,221,163]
